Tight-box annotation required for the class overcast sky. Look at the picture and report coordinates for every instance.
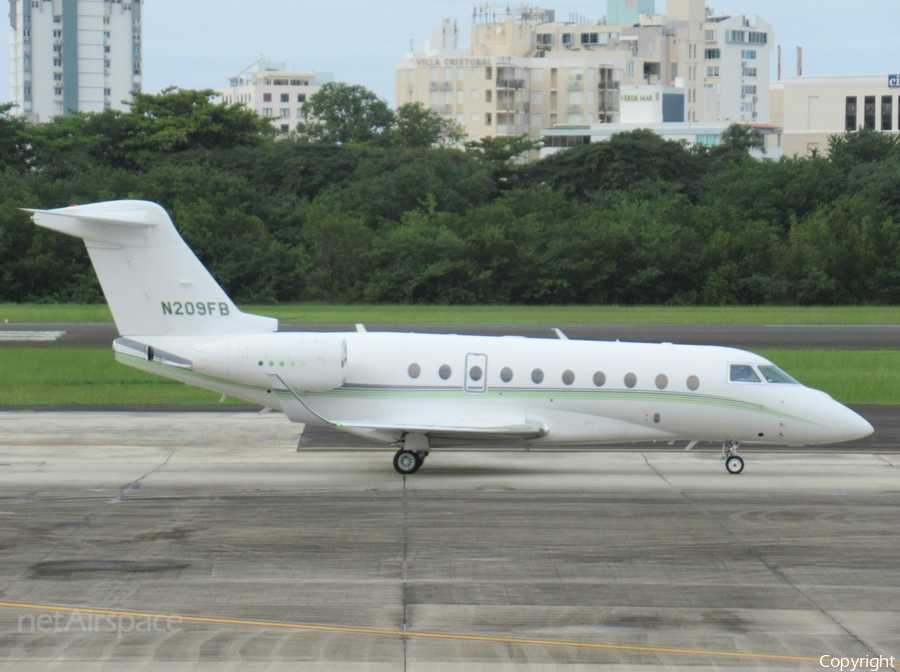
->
[3,1,897,107]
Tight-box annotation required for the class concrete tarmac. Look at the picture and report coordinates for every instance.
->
[2,406,897,451]
[0,412,899,670]
[4,321,900,349]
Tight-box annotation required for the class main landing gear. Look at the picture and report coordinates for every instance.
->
[393,433,430,475]
[393,449,427,475]
[722,440,744,474]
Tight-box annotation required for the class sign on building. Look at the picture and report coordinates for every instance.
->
[889,75,900,88]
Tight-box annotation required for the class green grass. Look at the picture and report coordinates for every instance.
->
[0,348,250,406]
[759,350,900,405]
[1,348,897,406]
[3,303,900,325]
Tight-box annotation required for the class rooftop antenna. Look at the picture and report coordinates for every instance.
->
[797,46,803,76]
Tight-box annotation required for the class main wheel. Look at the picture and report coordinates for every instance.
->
[393,450,421,475]
[725,455,744,474]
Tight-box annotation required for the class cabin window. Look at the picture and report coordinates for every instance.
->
[687,375,700,391]
[469,365,483,381]
[531,368,544,384]
[500,367,513,382]
[562,370,575,385]
[593,371,606,387]
[655,374,668,389]
[439,364,452,380]
[408,363,421,379]
[730,364,761,383]
[624,373,637,388]
[758,365,799,384]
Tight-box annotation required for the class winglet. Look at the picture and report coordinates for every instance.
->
[552,328,569,341]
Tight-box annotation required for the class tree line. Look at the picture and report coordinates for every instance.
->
[1,84,899,305]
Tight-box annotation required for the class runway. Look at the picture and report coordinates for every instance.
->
[4,321,900,349]
[0,413,898,670]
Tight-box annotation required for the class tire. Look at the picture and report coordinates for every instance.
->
[725,455,744,474]
[393,450,421,475]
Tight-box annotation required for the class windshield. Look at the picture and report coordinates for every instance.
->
[730,364,761,383]
[758,364,799,384]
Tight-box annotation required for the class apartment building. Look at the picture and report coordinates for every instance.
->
[218,57,333,133]
[396,0,773,140]
[9,0,142,122]
[771,74,900,157]
[702,11,773,124]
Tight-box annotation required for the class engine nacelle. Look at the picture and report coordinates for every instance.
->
[193,334,347,392]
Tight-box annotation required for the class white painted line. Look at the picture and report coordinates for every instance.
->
[0,330,66,342]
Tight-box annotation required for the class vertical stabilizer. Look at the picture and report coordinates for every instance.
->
[29,200,278,337]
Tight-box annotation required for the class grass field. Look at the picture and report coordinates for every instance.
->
[0,349,249,406]
[1,348,897,406]
[3,303,900,325]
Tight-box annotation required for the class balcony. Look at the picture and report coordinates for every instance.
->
[496,78,526,90]
[566,104,583,114]
[567,80,584,90]
[429,104,452,115]
[496,100,529,112]
[496,124,528,135]
[429,81,451,91]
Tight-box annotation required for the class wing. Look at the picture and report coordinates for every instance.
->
[267,374,548,444]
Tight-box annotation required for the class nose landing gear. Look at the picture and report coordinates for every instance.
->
[722,441,744,474]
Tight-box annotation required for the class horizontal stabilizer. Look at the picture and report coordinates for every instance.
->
[24,205,159,229]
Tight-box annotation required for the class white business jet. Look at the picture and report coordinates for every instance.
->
[30,200,873,475]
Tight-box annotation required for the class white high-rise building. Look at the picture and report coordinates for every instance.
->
[218,57,333,133]
[9,0,142,123]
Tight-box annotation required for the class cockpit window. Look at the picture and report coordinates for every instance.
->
[730,364,761,383]
[758,364,799,384]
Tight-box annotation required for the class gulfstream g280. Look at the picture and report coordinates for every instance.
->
[30,200,874,475]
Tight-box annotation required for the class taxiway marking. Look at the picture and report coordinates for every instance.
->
[0,599,840,665]
[0,330,65,342]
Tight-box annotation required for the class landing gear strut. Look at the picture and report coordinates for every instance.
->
[722,441,744,474]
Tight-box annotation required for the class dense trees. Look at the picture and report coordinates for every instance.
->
[295,83,466,148]
[1,86,899,305]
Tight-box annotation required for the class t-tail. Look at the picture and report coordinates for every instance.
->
[28,200,277,338]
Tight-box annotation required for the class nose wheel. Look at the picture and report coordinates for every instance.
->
[725,455,744,474]
[722,441,744,474]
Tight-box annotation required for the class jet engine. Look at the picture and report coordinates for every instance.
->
[193,334,347,392]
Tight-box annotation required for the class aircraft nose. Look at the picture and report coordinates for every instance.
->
[843,406,874,442]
